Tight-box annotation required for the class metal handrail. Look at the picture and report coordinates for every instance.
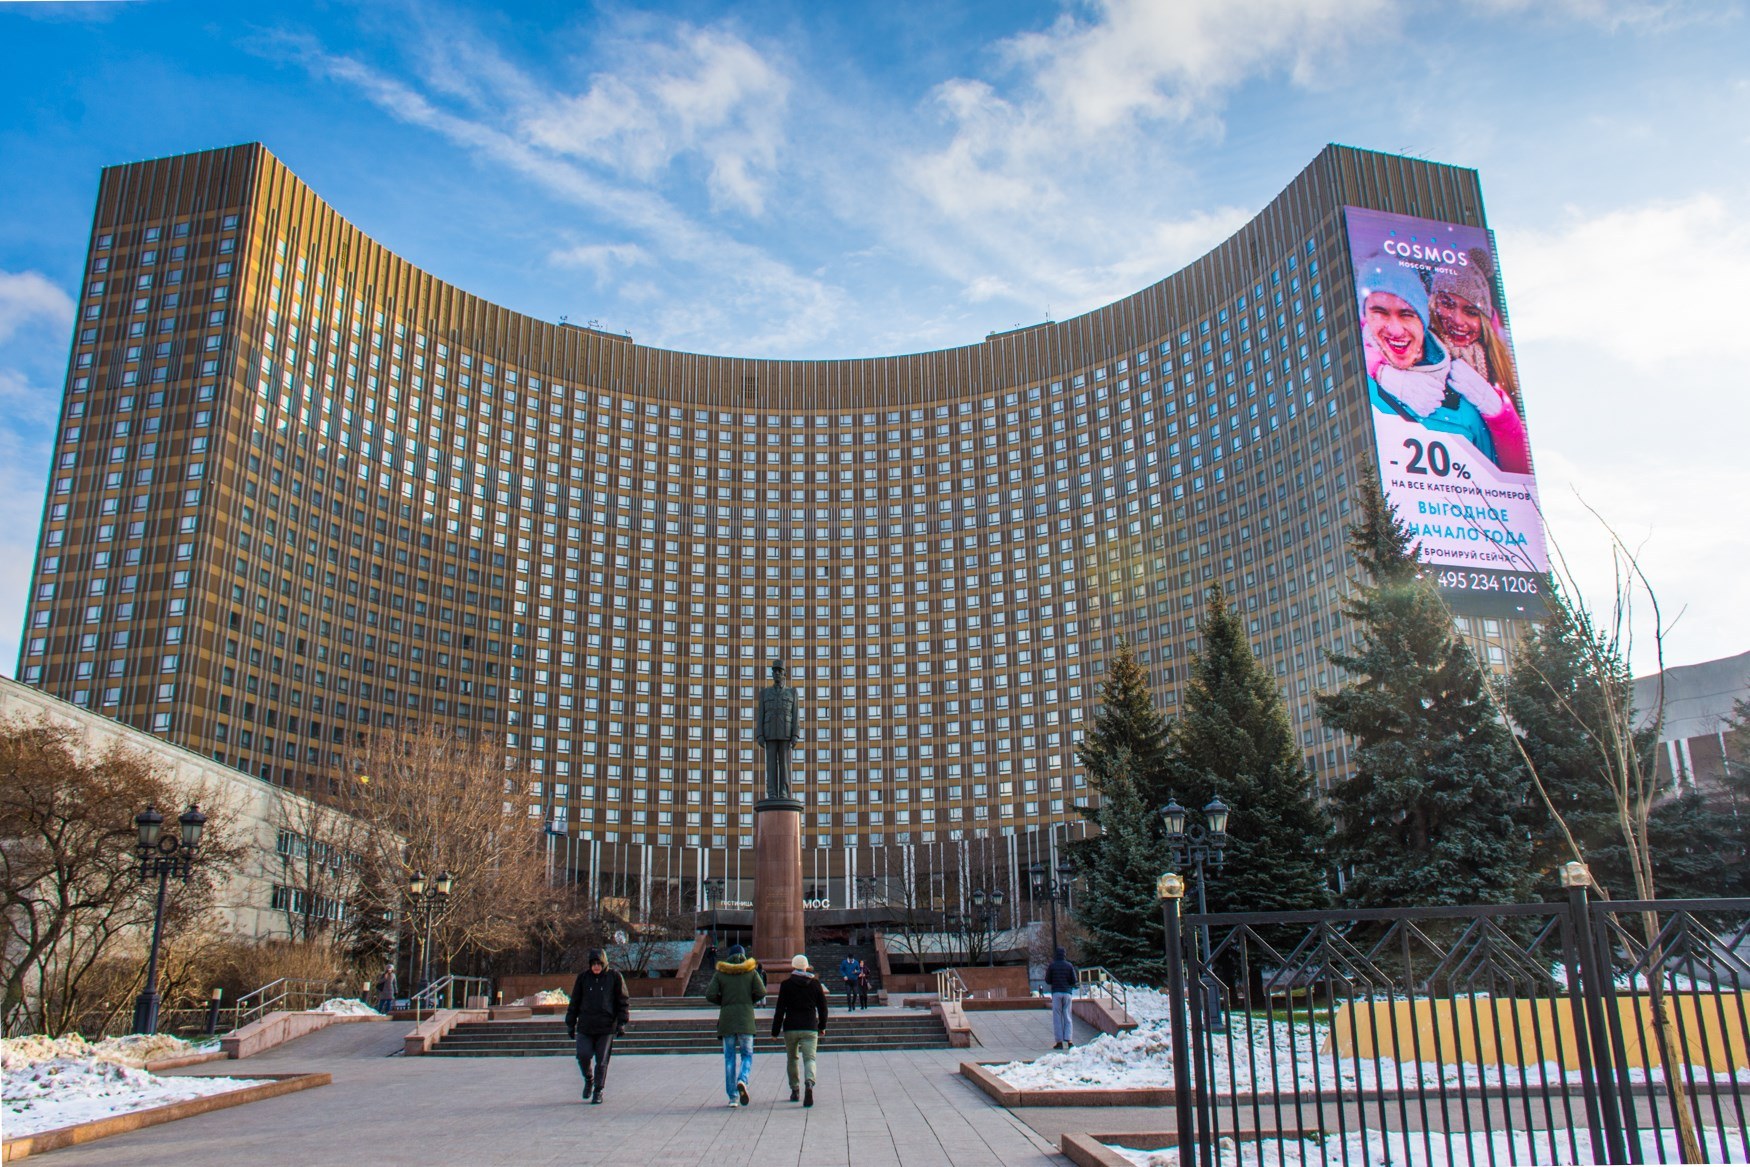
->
[409,974,491,1012]
[935,968,969,1004]
[1077,966,1129,1020]
[230,976,343,1030]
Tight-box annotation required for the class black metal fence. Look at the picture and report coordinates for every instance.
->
[1160,889,1750,1165]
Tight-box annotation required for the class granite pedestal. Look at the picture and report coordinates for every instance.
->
[752,796,805,977]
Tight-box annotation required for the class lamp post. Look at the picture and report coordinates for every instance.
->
[1157,872,1196,1165]
[131,803,207,1034]
[969,886,1006,967]
[405,869,453,1016]
[1159,795,1230,1032]
[1027,858,1076,954]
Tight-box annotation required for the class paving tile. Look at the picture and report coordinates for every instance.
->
[32,1008,1071,1166]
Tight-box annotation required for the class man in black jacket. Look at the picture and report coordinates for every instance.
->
[771,954,829,1107]
[565,948,630,1104]
[1044,946,1077,1050]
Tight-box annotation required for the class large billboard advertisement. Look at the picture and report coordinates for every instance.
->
[1344,206,1547,613]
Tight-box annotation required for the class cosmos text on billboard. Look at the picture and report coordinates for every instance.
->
[1344,206,1548,609]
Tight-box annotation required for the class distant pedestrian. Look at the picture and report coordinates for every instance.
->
[565,948,630,1104]
[1045,946,1077,1049]
[839,954,860,1011]
[374,965,397,1015]
[772,954,829,1108]
[704,940,719,969]
[705,944,766,1107]
[853,959,871,1011]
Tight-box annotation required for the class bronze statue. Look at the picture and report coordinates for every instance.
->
[756,659,800,801]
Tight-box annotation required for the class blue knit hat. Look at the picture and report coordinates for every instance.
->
[728,944,746,960]
[1356,253,1430,320]
[1356,253,1446,366]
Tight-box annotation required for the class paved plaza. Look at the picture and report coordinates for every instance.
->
[34,1008,1155,1166]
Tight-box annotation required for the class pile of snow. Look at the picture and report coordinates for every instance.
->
[1104,983,1173,1024]
[1107,1126,1727,1167]
[2,1039,263,1139]
[992,1024,1177,1090]
[1,1033,214,1072]
[311,998,382,1016]
[516,989,570,1006]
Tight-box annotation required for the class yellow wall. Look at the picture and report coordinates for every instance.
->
[1328,994,1750,1072]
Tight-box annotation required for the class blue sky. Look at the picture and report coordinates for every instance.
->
[1,0,1746,676]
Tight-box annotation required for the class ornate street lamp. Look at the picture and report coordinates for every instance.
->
[1158,795,1233,1031]
[405,868,454,1017]
[1027,858,1076,955]
[969,886,1007,967]
[132,803,206,1034]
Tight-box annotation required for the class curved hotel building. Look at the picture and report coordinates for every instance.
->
[17,143,1536,911]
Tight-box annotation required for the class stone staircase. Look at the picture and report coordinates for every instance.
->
[427,1011,948,1057]
[682,940,883,999]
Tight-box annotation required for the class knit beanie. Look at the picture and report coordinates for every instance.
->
[728,944,746,960]
[1355,253,1431,321]
[1429,249,1493,315]
[791,954,810,971]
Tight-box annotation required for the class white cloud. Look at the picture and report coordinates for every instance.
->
[1464,0,1736,31]
[1500,194,1747,371]
[1533,447,1750,673]
[268,26,841,355]
[549,242,650,281]
[1501,195,1750,671]
[843,0,1394,330]
[520,26,789,216]
[0,399,50,679]
[908,0,1392,222]
[0,270,73,346]
[0,270,70,676]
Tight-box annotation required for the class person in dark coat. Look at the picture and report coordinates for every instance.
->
[838,954,860,1011]
[1044,946,1078,1049]
[771,954,830,1107]
[565,948,630,1103]
[853,958,871,1011]
[374,965,397,1015]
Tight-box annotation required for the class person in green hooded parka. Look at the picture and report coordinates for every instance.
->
[705,943,766,1107]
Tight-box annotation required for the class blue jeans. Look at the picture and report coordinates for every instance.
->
[722,1033,755,1099]
[1051,992,1074,1043]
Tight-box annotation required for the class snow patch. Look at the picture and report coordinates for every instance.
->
[516,989,570,1006]
[1,1033,216,1072]
[311,998,383,1016]
[1,1038,263,1138]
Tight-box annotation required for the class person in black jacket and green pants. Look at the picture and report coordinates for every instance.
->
[771,954,829,1107]
[565,948,630,1104]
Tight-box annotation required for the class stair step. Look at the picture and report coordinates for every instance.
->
[431,998,950,1057]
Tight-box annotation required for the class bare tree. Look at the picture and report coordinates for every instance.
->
[0,714,243,1036]
[340,725,546,980]
[1488,508,1704,1163]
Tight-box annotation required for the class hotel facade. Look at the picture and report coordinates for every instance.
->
[16,143,1534,912]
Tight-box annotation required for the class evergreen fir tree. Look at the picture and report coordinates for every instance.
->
[1316,477,1532,907]
[1068,640,1173,980]
[1166,584,1331,914]
[1076,638,1174,808]
[1506,597,1649,895]
[1070,745,1166,981]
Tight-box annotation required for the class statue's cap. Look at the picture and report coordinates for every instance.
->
[770,658,785,669]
